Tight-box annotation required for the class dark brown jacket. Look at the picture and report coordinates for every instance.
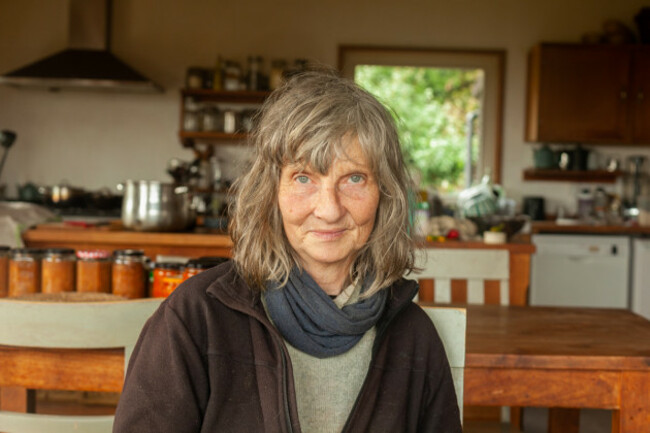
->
[113,261,462,433]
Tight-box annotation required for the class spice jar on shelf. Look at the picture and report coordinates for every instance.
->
[41,248,76,294]
[152,262,184,298]
[0,246,9,297]
[76,250,112,293]
[269,59,287,90]
[112,249,147,299]
[9,248,43,297]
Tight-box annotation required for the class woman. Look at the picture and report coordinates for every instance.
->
[113,68,461,433]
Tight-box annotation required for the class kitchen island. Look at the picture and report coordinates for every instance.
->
[22,223,535,305]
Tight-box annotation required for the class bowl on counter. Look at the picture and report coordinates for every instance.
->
[468,215,528,240]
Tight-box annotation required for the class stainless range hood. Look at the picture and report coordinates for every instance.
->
[0,0,163,93]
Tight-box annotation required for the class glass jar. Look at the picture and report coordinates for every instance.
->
[0,246,10,297]
[152,262,184,298]
[76,250,112,293]
[9,248,43,297]
[269,59,287,90]
[112,249,146,299]
[185,67,205,89]
[182,257,227,281]
[42,248,76,293]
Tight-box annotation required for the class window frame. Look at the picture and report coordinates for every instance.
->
[338,45,506,185]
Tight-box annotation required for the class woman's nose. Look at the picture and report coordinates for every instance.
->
[313,185,345,222]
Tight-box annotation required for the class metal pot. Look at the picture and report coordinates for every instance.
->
[119,180,195,232]
[38,182,87,208]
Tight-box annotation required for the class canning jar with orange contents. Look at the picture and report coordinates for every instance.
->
[41,248,76,294]
[182,257,227,281]
[0,246,10,297]
[152,262,184,298]
[9,248,43,297]
[76,250,112,293]
[112,250,146,299]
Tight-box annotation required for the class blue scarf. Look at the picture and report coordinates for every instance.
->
[264,268,387,358]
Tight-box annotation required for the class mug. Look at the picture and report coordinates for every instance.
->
[522,196,546,221]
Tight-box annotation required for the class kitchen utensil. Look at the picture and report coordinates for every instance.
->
[0,130,17,184]
[119,180,195,232]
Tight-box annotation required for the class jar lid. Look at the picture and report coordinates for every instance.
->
[77,249,112,260]
[113,249,145,258]
[11,247,45,256]
[44,248,76,256]
[187,257,227,270]
[154,262,184,270]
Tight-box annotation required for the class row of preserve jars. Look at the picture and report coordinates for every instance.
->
[0,247,226,299]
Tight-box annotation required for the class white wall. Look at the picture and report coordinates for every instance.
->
[1,0,649,215]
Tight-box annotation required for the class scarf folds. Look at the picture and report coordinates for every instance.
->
[264,268,388,359]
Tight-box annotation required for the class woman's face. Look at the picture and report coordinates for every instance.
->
[278,137,380,280]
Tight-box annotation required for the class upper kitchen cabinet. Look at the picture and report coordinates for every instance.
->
[525,43,650,144]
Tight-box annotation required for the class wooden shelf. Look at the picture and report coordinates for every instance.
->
[179,131,250,147]
[179,89,271,148]
[181,89,271,104]
[523,168,623,183]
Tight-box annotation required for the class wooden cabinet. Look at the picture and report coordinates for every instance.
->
[179,89,271,148]
[526,43,650,144]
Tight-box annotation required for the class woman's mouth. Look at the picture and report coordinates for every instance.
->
[310,229,347,241]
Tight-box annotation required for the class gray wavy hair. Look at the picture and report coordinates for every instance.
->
[229,66,416,295]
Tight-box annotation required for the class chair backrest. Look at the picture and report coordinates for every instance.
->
[0,297,163,433]
[410,248,510,305]
[421,306,466,420]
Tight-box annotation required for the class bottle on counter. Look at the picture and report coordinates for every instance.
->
[41,248,76,294]
[9,248,43,297]
[576,188,594,221]
[76,249,112,293]
[112,249,147,299]
[0,246,9,297]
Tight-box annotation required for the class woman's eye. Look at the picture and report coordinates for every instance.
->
[296,175,310,184]
[349,174,364,184]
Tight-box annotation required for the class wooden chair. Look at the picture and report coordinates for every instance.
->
[411,248,510,305]
[421,306,466,421]
[409,248,517,430]
[0,296,163,433]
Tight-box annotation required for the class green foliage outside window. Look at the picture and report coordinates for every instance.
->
[355,65,483,192]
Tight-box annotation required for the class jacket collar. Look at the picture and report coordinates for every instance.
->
[206,261,419,325]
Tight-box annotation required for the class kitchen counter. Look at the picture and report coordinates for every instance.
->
[23,223,535,305]
[531,221,650,235]
[22,222,233,259]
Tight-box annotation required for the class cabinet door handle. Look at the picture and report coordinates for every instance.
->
[620,90,628,100]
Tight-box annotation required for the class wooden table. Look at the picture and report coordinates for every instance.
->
[4,303,647,432]
[454,304,650,433]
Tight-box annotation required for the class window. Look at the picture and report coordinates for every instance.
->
[339,46,505,193]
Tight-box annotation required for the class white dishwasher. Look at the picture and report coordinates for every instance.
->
[530,234,631,308]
